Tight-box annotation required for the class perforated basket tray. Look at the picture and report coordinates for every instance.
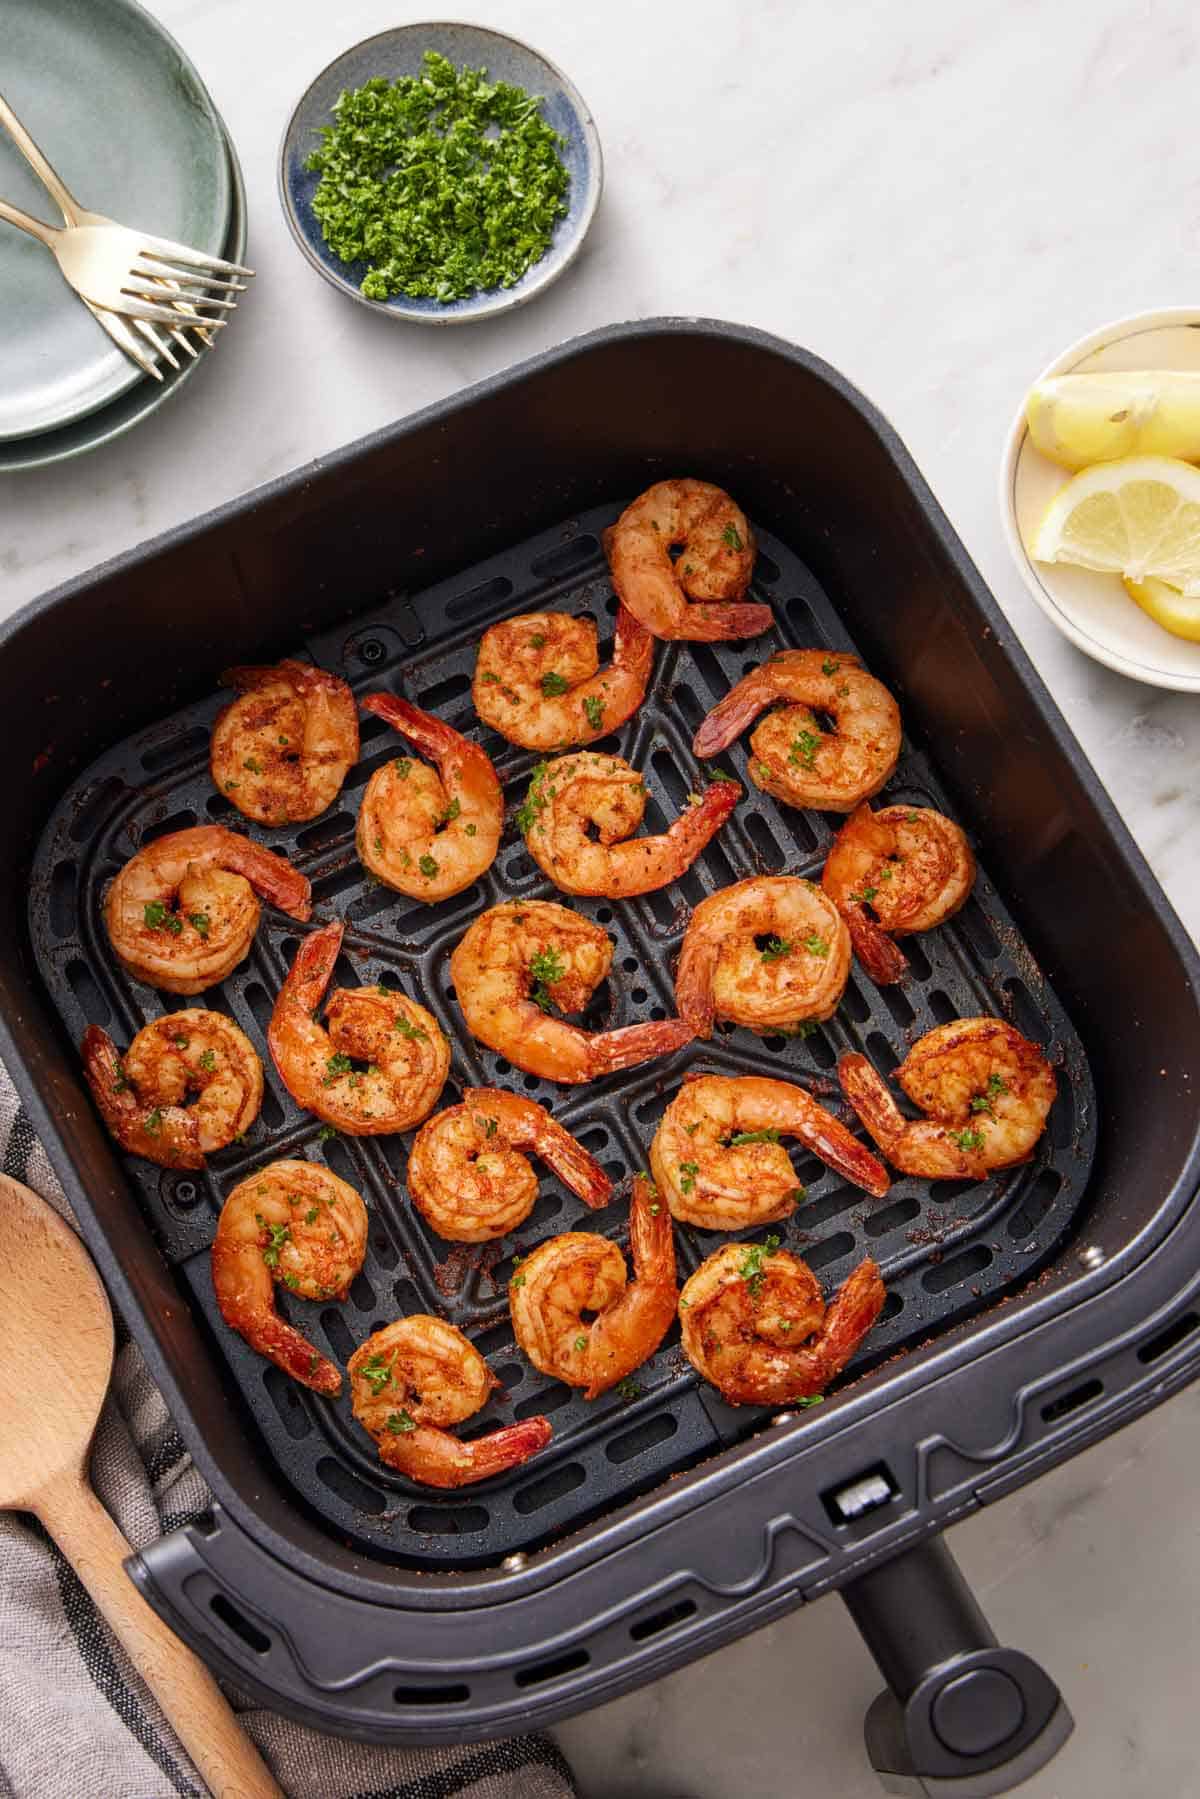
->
[30,501,1096,1569]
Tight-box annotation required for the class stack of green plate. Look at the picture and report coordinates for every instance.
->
[0,0,246,472]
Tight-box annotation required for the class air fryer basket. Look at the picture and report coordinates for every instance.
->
[4,322,1199,1797]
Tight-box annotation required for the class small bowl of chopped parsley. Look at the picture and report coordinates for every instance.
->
[279,25,602,323]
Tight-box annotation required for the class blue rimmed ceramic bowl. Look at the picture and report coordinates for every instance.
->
[278,21,602,325]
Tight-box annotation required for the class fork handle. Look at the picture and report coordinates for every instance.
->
[0,197,59,246]
[0,89,81,224]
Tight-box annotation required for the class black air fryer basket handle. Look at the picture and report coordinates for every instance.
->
[842,1536,1072,1797]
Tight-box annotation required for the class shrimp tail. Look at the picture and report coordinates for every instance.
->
[584,1175,678,1398]
[81,1025,204,1169]
[817,1257,886,1373]
[246,1313,343,1396]
[847,909,909,986]
[278,920,344,1014]
[361,692,459,757]
[218,832,312,921]
[584,1017,695,1078]
[613,602,656,683]
[680,601,775,644]
[671,777,740,856]
[674,936,718,1038]
[379,1417,553,1488]
[537,1121,613,1209]
[801,1108,891,1199]
[691,673,773,756]
[837,1052,907,1153]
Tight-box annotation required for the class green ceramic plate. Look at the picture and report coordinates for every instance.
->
[0,0,232,443]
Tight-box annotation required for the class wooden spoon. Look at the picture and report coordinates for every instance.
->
[0,1173,283,1799]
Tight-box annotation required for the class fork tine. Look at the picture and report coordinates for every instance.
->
[121,284,238,313]
[107,294,229,328]
[87,304,163,380]
[132,316,181,370]
[136,236,254,277]
[145,273,216,349]
[130,258,246,293]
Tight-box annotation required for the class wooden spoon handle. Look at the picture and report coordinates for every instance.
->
[37,1472,283,1799]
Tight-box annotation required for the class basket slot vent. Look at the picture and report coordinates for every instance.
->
[1137,1312,1200,1366]
[1040,1377,1104,1424]
[742,811,782,872]
[210,1592,271,1654]
[1007,1170,1062,1240]
[863,1195,921,1238]
[262,1366,314,1441]
[67,776,125,843]
[514,1646,589,1688]
[928,989,958,1026]
[321,1308,356,1364]
[511,1461,587,1515]
[1004,978,1050,1046]
[445,575,514,622]
[407,1505,488,1536]
[956,900,1002,962]
[348,1270,376,1312]
[881,982,915,1029]
[66,957,110,1026]
[786,593,820,635]
[141,726,209,776]
[805,1231,856,1272]
[416,671,471,711]
[514,1383,574,1422]
[755,552,781,584]
[841,980,872,1025]
[800,1185,858,1231]
[629,1596,698,1643]
[315,1456,387,1514]
[605,1412,678,1465]
[393,1680,471,1705]
[921,1244,992,1294]
[295,812,354,853]
[529,536,599,579]
[866,1031,898,1075]
[48,861,77,938]
[139,808,198,845]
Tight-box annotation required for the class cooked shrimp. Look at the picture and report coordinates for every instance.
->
[839,1017,1057,1179]
[649,1074,888,1228]
[675,876,850,1038]
[211,659,359,826]
[822,803,975,985]
[269,920,449,1133]
[407,1087,612,1242]
[81,1012,262,1170]
[450,900,694,1084]
[693,650,901,810]
[356,694,503,901]
[603,479,773,642]
[473,606,654,750]
[679,1242,885,1405]
[509,1176,678,1399]
[349,1316,552,1489]
[519,754,738,898]
[211,1159,368,1396]
[104,824,311,995]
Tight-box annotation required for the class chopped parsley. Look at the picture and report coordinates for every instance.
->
[530,633,547,649]
[465,822,477,836]
[728,1128,782,1146]
[796,1395,825,1408]
[721,521,743,551]
[707,766,738,783]
[359,1353,393,1396]
[419,852,439,877]
[529,946,565,1012]
[304,1206,320,1224]
[323,1052,353,1085]
[949,1127,985,1151]
[516,761,552,836]
[678,1160,699,1195]
[583,693,604,730]
[970,1072,1009,1116]
[261,1222,290,1269]
[480,669,499,683]
[441,797,461,825]
[476,1113,498,1138]
[318,1124,338,1142]
[198,1049,217,1073]
[304,53,571,304]
[615,1378,642,1402]
[393,757,412,779]
[386,1410,418,1434]
[802,933,829,958]
[821,658,840,676]
[143,900,181,934]
[188,911,211,939]
[574,1335,587,1352]
[172,1034,189,1050]
[760,936,792,962]
[541,671,569,698]
[850,885,878,905]
[789,730,821,771]
[739,1234,781,1300]
[145,1108,162,1135]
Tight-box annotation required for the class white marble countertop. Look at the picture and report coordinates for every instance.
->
[5,2,1198,1794]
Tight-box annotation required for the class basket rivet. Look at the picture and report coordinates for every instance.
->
[501,1552,527,1572]
[358,637,386,665]
[1079,1244,1106,1270]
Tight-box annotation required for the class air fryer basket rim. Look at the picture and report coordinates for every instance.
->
[4,319,1200,1760]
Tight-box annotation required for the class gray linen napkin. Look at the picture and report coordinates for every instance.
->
[0,1075,576,1799]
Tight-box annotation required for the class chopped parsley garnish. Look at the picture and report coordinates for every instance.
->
[143,899,181,935]
[304,1206,320,1224]
[707,766,738,783]
[574,1335,587,1352]
[802,933,829,958]
[386,1410,417,1434]
[243,757,262,774]
[615,1378,642,1402]
[541,671,569,698]
[729,1128,782,1147]
[113,1063,130,1094]
[480,671,499,683]
[188,911,210,939]
[304,53,570,304]
[323,1052,353,1085]
[360,1353,393,1396]
[678,1160,699,1195]
[949,1127,986,1151]
[281,1272,300,1291]
[721,521,743,551]
[198,1049,217,1073]
[529,946,565,1012]
[760,936,792,963]
[261,1222,290,1269]
[850,885,878,905]
[649,1202,660,1216]
[510,1272,526,1289]
[441,796,461,825]
[418,853,439,877]
[789,730,821,771]
[583,694,604,730]
[465,823,477,836]
[530,633,547,649]
[145,1108,162,1134]
[374,835,384,852]
[393,757,412,779]
[516,760,551,836]
[796,1395,825,1408]
[172,1034,189,1050]
[970,1072,1009,1116]
[476,1113,498,1138]
[739,1234,781,1299]
[318,1124,338,1141]
[821,658,839,676]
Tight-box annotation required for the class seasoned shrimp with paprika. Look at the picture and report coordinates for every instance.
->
[519,753,738,898]
[822,803,975,985]
[356,694,503,901]
[105,825,311,994]
[693,650,901,811]
[211,659,359,826]
[679,1242,885,1405]
[604,479,772,641]
[473,607,654,750]
[650,1074,888,1229]
[450,900,694,1083]
[82,1012,262,1169]
[407,1088,612,1242]
[269,920,449,1133]
[211,1160,368,1396]
[676,876,850,1038]
[839,1017,1057,1180]
[509,1176,678,1399]
[349,1317,552,1489]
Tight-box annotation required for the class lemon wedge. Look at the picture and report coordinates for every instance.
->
[1032,456,1200,595]
[1123,574,1200,642]
[1027,372,1200,470]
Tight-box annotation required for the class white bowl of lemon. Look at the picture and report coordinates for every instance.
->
[1001,307,1200,691]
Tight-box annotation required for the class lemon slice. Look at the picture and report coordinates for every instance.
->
[1026,372,1200,471]
[1032,456,1200,595]
[1123,574,1200,642]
